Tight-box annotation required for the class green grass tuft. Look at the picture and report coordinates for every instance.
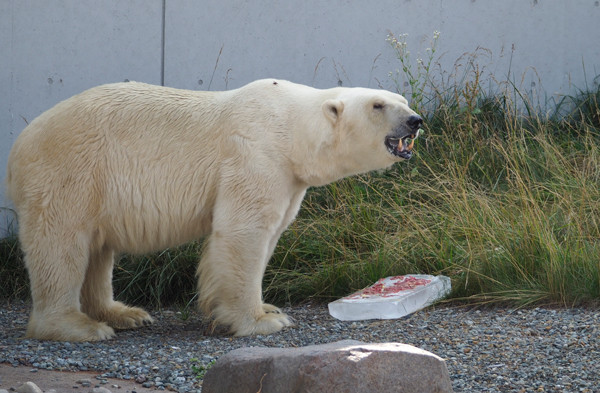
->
[0,234,28,300]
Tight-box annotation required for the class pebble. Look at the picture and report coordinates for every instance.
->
[76,378,92,387]
[15,381,43,393]
[91,388,112,393]
[1,300,599,392]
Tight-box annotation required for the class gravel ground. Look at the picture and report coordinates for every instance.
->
[1,299,599,392]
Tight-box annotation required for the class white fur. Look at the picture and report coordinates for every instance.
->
[6,79,418,341]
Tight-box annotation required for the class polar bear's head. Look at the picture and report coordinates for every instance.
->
[319,88,422,179]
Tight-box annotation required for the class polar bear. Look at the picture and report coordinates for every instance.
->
[6,79,422,341]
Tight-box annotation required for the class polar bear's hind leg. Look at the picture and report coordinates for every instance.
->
[80,247,154,330]
[22,227,116,341]
[26,308,115,342]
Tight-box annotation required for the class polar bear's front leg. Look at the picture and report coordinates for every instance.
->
[195,169,307,336]
[197,228,292,336]
[196,181,303,336]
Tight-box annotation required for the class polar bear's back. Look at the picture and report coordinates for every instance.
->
[7,82,228,252]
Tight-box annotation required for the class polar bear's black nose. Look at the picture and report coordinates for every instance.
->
[407,115,423,131]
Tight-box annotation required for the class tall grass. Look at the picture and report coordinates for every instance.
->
[1,34,599,309]
[0,233,28,300]
[264,125,600,307]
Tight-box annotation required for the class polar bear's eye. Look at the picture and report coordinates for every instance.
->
[373,102,385,110]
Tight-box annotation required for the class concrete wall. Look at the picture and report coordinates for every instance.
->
[1,0,599,235]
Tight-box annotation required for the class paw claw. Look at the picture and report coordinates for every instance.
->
[142,318,153,326]
[231,308,292,336]
[98,303,153,330]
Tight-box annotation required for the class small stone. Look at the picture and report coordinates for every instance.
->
[77,378,92,387]
[90,388,113,393]
[135,375,147,383]
[15,382,43,393]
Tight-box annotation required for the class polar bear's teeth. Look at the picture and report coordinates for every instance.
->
[401,134,417,151]
[385,137,402,154]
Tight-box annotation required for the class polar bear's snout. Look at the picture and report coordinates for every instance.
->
[407,114,423,132]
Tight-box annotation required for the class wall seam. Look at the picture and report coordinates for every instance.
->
[161,0,166,86]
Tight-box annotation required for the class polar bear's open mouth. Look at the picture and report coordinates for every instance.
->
[385,133,417,160]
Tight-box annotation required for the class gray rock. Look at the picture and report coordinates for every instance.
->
[90,388,113,393]
[77,378,92,387]
[15,382,43,393]
[202,340,453,393]
[0,389,10,393]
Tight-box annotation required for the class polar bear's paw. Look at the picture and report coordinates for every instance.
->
[232,308,293,337]
[98,302,154,330]
[26,310,115,341]
[262,303,284,314]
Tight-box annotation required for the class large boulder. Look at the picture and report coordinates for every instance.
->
[202,340,453,393]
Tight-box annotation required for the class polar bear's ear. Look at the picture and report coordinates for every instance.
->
[322,99,344,124]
